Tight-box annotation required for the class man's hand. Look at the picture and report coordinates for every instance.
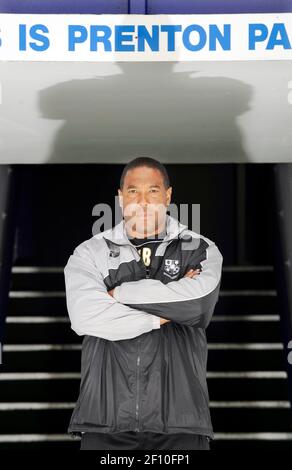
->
[184,268,201,278]
[108,288,114,297]
[160,268,201,325]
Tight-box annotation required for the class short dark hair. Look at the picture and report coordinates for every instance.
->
[120,157,170,190]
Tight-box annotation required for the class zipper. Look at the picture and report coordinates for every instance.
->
[135,337,141,432]
[118,237,176,431]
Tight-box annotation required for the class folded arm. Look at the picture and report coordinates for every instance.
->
[64,244,161,341]
[113,237,223,329]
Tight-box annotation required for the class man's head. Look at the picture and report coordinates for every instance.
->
[118,157,172,238]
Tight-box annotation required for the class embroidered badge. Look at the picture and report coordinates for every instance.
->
[163,259,180,278]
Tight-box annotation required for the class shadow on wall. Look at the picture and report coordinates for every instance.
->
[38,61,253,164]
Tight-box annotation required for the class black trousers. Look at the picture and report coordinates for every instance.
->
[80,431,210,450]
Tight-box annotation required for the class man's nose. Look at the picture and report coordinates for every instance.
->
[137,193,149,206]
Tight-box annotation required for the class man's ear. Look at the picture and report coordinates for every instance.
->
[118,189,123,210]
[166,186,172,206]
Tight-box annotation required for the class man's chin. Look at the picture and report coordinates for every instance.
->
[125,215,165,236]
[133,222,156,235]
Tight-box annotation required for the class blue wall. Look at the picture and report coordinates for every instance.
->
[0,0,292,14]
[0,1,128,14]
[147,0,292,14]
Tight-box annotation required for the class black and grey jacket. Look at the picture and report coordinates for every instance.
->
[64,214,223,440]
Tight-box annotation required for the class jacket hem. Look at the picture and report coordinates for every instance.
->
[68,424,214,441]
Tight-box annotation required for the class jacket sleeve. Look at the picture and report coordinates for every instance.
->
[64,243,161,341]
[113,237,223,329]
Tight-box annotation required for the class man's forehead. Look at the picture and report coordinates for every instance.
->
[124,167,164,183]
[123,174,164,187]
[125,183,162,189]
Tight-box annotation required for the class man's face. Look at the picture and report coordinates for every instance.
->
[118,166,172,237]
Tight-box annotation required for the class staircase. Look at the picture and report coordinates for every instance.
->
[0,264,291,450]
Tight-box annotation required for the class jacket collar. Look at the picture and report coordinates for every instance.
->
[103,214,188,246]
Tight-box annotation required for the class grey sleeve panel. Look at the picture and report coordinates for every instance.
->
[113,238,223,328]
[64,244,161,342]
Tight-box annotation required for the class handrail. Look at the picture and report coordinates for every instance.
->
[273,163,292,410]
[0,166,19,363]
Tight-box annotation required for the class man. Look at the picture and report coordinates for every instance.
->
[64,157,223,450]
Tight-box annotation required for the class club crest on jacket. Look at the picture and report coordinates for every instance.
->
[163,259,180,278]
